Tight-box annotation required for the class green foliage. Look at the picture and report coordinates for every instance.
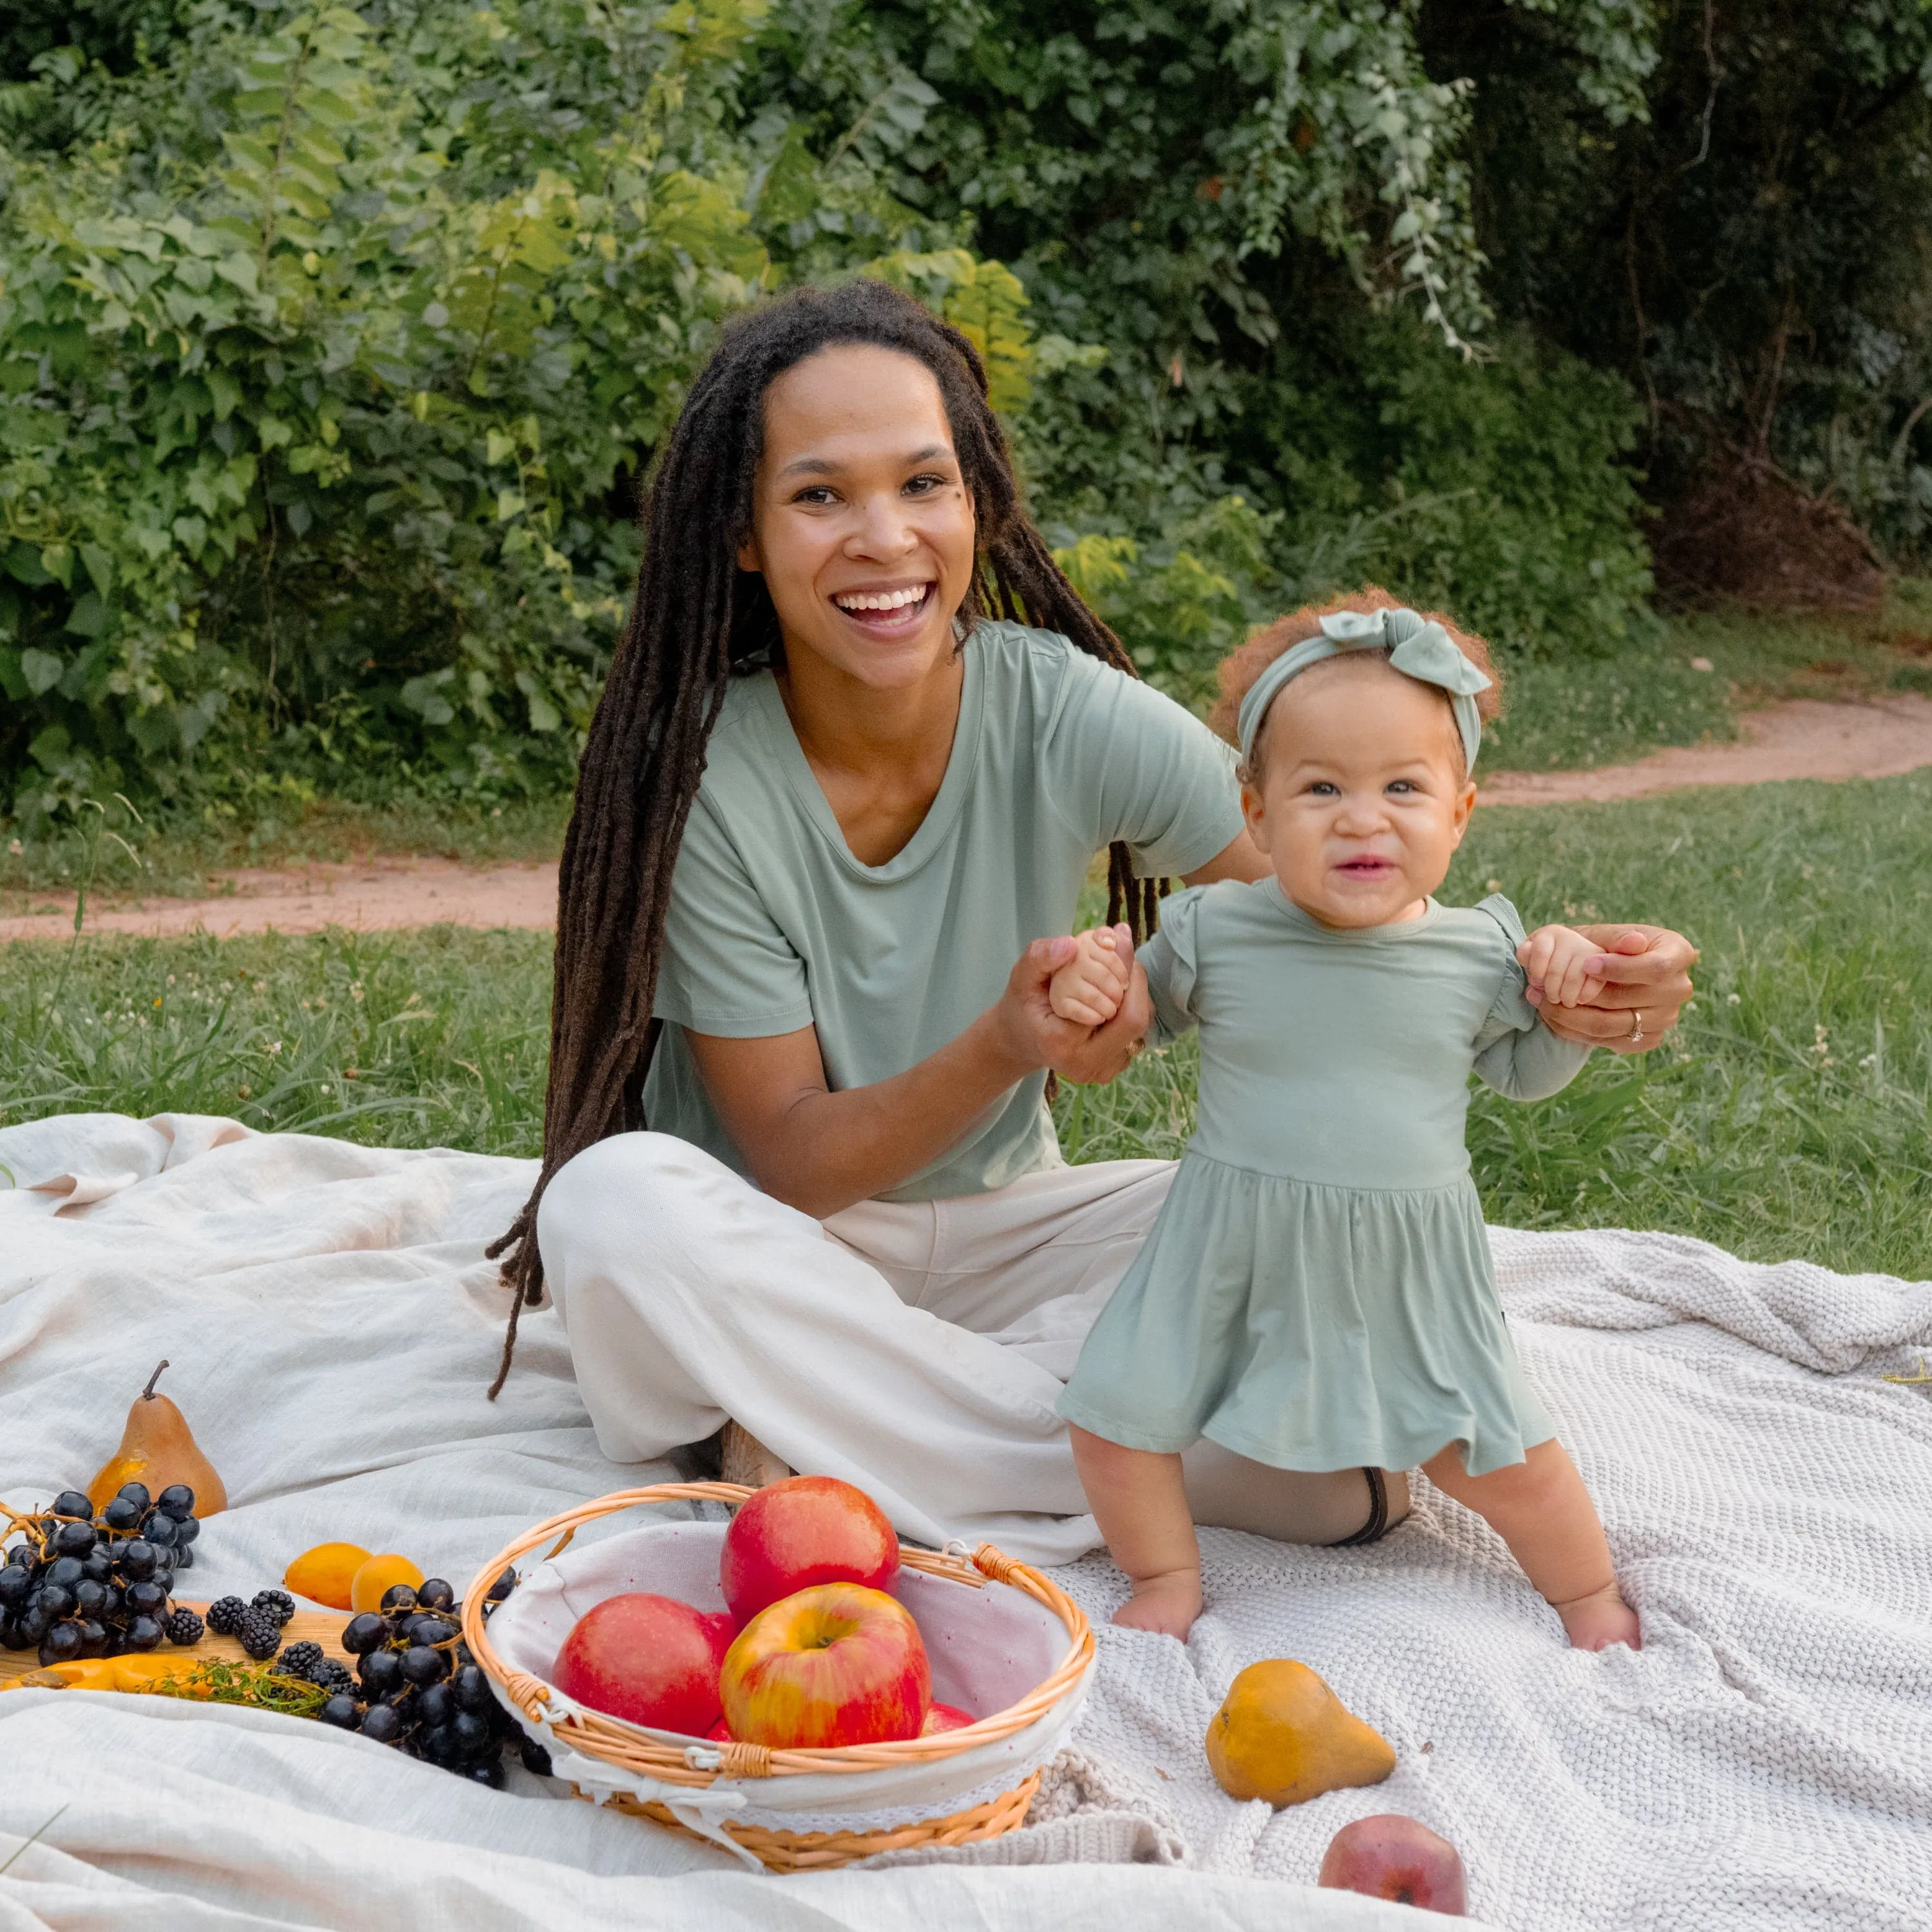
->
[10,0,1932,815]
[0,0,802,820]
[1425,0,1932,562]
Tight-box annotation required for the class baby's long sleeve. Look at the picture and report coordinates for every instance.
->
[1472,1017,1590,1100]
[1470,893,1591,1101]
[1137,887,1206,1045]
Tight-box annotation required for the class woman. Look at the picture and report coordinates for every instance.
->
[491,281,1695,1566]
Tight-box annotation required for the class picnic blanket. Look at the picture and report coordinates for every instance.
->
[2,1113,1929,1931]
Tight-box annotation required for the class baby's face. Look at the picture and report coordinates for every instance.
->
[1241,656,1477,929]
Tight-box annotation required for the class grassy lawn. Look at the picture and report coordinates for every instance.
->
[5,770,1929,1282]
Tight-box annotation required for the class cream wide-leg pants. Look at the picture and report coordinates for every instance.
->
[537,1132,1408,1567]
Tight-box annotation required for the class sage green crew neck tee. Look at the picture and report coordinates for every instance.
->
[643,620,1245,1202]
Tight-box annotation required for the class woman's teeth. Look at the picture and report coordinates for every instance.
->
[835,585,929,613]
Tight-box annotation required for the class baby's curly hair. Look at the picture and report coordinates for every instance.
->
[1209,585,1506,782]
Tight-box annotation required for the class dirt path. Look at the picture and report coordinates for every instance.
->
[1477,691,1932,804]
[5,694,1931,944]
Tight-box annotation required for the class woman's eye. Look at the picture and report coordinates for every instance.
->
[791,485,838,506]
[903,472,948,497]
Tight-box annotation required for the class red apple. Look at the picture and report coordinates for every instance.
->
[705,1717,732,1742]
[1318,1814,1467,1915]
[697,1610,737,1671]
[552,1593,724,1735]
[720,1580,931,1748]
[920,1701,977,1736]
[720,1475,899,1624]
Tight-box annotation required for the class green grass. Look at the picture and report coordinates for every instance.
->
[0,927,553,1160]
[4,776,1930,1284]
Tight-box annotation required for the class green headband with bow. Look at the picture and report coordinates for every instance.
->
[1235,607,1493,773]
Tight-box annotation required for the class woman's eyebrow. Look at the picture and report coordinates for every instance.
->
[774,442,952,481]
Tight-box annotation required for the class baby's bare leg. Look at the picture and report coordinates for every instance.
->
[1068,1425,1202,1640]
[1423,1439,1640,1652]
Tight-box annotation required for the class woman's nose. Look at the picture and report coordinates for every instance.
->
[846,493,919,560]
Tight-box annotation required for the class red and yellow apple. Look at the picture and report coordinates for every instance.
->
[719,1475,899,1624]
[720,1580,931,1748]
[553,1593,726,1735]
[1318,1814,1467,1915]
[920,1701,977,1736]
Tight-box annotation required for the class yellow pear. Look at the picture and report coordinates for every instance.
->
[87,1360,228,1517]
[1206,1659,1396,1808]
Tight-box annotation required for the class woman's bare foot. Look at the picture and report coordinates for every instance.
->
[1112,1567,1202,1640]
[1553,1582,1640,1651]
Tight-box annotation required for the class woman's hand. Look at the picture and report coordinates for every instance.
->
[998,931,1154,1086]
[1528,923,1699,1053]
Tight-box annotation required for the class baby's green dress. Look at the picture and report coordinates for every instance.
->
[1057,880,1589,1476]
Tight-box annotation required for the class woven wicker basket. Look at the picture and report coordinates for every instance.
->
[460,1482,1093,1873]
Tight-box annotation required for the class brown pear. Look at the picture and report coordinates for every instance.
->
[87,1360,227,1517]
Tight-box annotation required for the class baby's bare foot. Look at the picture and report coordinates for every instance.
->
[1112,1568,1201,1640]
[1553,1582,1641,1651]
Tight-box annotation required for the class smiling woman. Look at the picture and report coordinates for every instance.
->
[490,280,1698,1568]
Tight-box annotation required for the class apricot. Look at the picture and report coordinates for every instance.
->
[348,1551,424,1613]
[1206,1658,1396,1808]
[285,1542,374,1611]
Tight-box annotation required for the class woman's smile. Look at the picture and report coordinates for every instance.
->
[830,579,938,639]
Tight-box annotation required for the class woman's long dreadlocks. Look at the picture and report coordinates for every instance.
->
[488,279,1160,1394]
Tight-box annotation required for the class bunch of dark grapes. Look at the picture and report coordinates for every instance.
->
[0,1484,205,1667]
[300,1570,549,1786]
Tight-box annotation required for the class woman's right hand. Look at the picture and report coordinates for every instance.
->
[998,933,1154,1086]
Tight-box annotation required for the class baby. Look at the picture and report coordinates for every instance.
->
[1049,594,1639,1651]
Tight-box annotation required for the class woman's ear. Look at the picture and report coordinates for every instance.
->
[736,535,762,574]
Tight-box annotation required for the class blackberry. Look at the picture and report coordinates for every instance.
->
[237,1608,282,1660]
[276,1640,326,1678]
[162,1607,205,1645]
[519,1736,554,1777]
[205,1596,248,1637]
[251,1589,296,1627]
[312,1659,355,1696]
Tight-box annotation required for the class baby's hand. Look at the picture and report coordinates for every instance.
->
[1049,924,1132,1028]
[1518,925,1607,1010]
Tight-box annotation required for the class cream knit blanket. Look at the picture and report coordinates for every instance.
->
[3,1112,1927,1929]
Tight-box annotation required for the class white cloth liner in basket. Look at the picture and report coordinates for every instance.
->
[486,1519,1090,1866]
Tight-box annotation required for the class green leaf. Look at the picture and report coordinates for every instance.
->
[20,647,64,696]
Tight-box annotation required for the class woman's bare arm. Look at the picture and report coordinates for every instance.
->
[685,936,1155,1218]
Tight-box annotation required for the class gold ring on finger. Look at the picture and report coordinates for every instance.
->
[1627,1011,1644,1045]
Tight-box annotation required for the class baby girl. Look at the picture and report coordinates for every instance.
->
[1050,593,1639,1652]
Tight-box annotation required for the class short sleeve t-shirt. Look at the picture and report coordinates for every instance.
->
[643,620,1245,1201]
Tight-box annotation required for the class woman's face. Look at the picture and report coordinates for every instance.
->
[738,344,978,695]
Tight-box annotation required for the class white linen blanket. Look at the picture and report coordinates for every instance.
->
[3,1112,1929,1931]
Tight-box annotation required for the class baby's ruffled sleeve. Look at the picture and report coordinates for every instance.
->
[1137,885,1206,1045]
[1470,895,1590,1101]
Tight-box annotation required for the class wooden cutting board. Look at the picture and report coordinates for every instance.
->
[0,1600,352,1691]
